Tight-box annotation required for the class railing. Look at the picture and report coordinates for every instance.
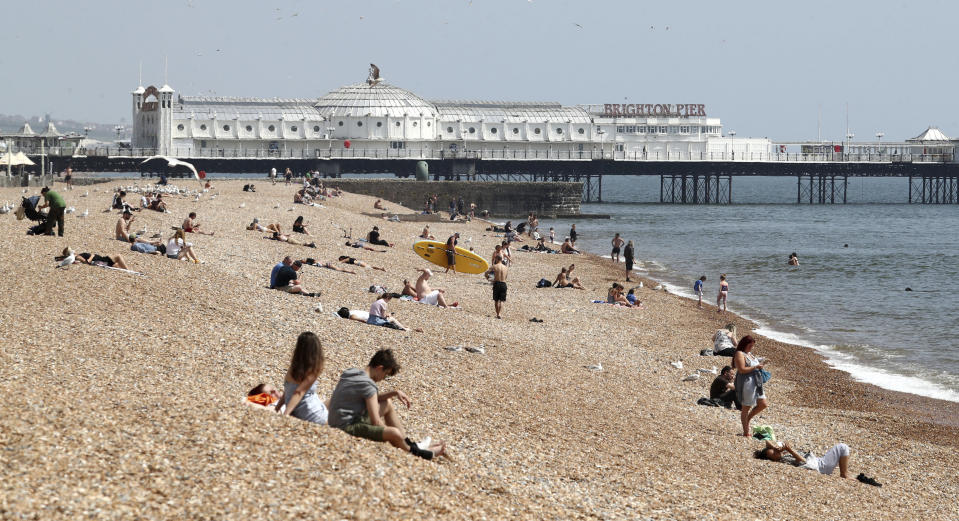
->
[14,145,954,164]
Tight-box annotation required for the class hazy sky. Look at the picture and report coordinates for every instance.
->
[2,0,956,141]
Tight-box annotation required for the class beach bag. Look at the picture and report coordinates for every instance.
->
[536,278,552,288]
[758,368,771,383]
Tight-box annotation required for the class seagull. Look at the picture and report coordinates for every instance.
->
[58,249,75,268]
[585,363,603,372]
[573,23,583,29]
[367,63,383,87]
[698,366,718,375]
[670,360,683,369]
[78,209,89,218]
[239,202,245,208]
[444,345,463,351]
[465,345,485,354]
[80,190,89,197]
[194,194,200,202]
[64,207,76,214]
[682,373,700,382]
[0,202,11,214]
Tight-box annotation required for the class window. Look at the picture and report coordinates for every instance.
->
[659,126,667,134]
[247,125,254,132]
[490,127,497,134]
[223,124,230,131]
[199,124,207,131]
[616,126,625,133]
[313,125,320,132]
[556,128,563,134]
[426,122,431,127]
[268,125,275,132]
[200,140,207,148]
[577,128,585,134]
[669,126,678,134]
[534,128,541,135]
[357,121,363,127]
[680,126,689,134]
[468,127,475,134]
[390,141,406,149]
[395,121,401,127]
[291,125,297,132]
[412,122,417,127]
[338,121,344,127]
[177,124,184,131]
[638,126,646,134]
[512,127,519,134]
[447,126,454,133]
[376,122,382,127]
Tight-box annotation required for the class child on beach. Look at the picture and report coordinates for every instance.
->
[717,274,729,313]
[549,227,556,244]
[694,276,707,308]
[277,332,328,425]
[327,349,447,460]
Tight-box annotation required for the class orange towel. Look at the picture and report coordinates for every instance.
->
[247,393,277,407]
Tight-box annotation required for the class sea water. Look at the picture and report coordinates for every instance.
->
[542,175,959,402]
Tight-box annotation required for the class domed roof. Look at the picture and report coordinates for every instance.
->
[315,83,437,119]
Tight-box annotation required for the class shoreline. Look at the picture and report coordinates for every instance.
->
[3,180,958,519]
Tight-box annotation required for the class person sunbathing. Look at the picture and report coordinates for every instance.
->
[755,440,881,486]
[149,193,167,212]
[57,247,131,270]
[167,228,201,263]
[338,255,386,272]
[247,218,282,234]
[414,268,454,307]
[183,212,214,236]
[561,237,580,254]
[607,283,633,306]
[314,259,356,274]
[553,266,585,290]
[292,215,311,236]
[419,225,436,240]
[115,209,135,241]
[401,278,417,297]
[246,383,284,410]
[374,199,386,210]
[345,240,386,252]
[270,232,316,248]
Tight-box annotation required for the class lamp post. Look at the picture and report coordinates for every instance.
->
[875,131,884,158]
[728,130,736,160]
[597,128,606,159]
[846,132,855,161]
[327,125,335,158]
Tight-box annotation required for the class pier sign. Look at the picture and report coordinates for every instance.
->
[602,103,706,117]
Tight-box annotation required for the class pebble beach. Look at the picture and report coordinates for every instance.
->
[1,179,957,520]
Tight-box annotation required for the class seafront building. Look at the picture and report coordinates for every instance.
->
[130,79,771,161]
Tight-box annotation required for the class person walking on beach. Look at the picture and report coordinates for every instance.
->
[694,275,707,308]
[611,233,625,263]
[733,335,768,437]
[491,255,508,319]
[284,168,293,185]
[38,187,66,237]
[270,167,277,185]
[63,166,73,190]
[569,224,578,245]
[717,274,729,313]
[623,240,635,282]
[444,233,459,274]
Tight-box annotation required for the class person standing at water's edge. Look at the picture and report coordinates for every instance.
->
[611,233,625,263]
[694,276,707,308]
[717,274,729,314]
[623,240,635,282]
[569,224,578,246]
[491,255,508,319]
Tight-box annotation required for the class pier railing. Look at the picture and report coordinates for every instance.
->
[19,145,954,164]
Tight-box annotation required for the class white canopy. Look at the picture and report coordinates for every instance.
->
[907,126,950,143]
[0,151,35,166]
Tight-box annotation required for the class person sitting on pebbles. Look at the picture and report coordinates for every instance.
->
[755,440,881,486]
[367,226,393,247]
[273,260,320,297]
[374,199,386,210]
[419,225,436,240]
[561,237,580,254]
[292,215,311,236]
[414,268,455,308]
[553,265,585,290]
[115,209,135,241]
[327,348,446,460]
[182,212,214,236]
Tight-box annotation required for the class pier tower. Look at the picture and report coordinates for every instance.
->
[132,83,174,155]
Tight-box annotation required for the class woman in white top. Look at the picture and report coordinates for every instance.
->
[712,323,738,356]
[167,228,201,263]
[733,335,768,437]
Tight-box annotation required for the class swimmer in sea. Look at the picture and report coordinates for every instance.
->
[788,252,799,266]
[717,273,729,314]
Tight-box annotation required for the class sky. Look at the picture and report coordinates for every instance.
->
[1,0,957,142]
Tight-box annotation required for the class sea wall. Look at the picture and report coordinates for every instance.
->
[0,174,55,188]
[326,179,582,217]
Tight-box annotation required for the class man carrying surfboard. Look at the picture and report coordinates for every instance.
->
[444,233,459,274]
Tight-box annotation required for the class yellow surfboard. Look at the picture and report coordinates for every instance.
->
[413,240,489,275]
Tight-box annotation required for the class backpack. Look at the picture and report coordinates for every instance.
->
[536,278,552,288]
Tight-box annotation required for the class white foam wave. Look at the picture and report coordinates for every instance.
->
[753,325,959,403]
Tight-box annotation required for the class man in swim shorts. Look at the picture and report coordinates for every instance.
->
[414,268,452,308]
[491,255,508,319]
[611,233,624,263]
[444,232,459,274]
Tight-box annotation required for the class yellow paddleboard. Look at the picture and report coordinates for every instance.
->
[413,240,489,275]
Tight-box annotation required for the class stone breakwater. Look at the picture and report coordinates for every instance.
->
[0,180,957,520]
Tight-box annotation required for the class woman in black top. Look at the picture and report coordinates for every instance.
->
[292,216,310,235]
[623,240,635,282]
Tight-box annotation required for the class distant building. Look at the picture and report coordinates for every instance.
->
[131,75,770,160]
[0,122,83,155]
